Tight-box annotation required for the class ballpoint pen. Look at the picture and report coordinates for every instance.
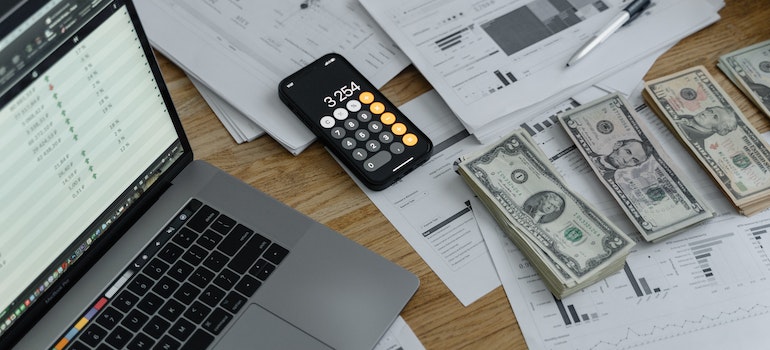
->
[566,0,651,67]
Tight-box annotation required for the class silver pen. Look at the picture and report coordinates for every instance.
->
[566,0,651,67]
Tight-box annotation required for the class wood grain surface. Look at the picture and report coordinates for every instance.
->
[157,0,770,348]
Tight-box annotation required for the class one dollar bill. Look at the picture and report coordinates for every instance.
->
[643,65,770,216]
[718,39,770,118]
[559,93,714,242]
[456,130,634,298]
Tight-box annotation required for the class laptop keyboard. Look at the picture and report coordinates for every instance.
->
[55,199,289,350]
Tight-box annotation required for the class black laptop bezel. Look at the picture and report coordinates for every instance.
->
[0,0,193,347]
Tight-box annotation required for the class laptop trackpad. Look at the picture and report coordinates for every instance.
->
[214,304,332,350]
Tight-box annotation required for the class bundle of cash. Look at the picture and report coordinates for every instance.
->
[718,39,770,118]
[559,93,714,242]
[643,66,770,216]
[456,130,634,298]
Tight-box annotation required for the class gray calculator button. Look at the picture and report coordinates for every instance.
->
[379,132,394,144]
[355,129,370,142]
[333,107,349,120]
[320,116,335,129]
[363,151,392,172]
[352,148,368,161]
[346,100,362,112]
[344,119,359,130]
[341,138,356,150]
[368,121,383,133]
[357,110,372,122]
[390,142,405,154]
[366,140,381,152]
[330,127,346,139]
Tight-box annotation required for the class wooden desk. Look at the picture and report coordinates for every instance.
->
[157,0,770,348]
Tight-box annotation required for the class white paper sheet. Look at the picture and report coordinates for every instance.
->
[353,91,501,306]
[351,91,583,305]
[359,0,721,143]
[374,316,426,350]
[479,92,770,350]
[345,45,670,303]
[135,0,411,154]
[190,77,264,144]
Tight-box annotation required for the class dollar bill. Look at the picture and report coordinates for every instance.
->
[559,93,714,242]
[643,65,770,216]
[456,130,634,297]
[718,39,770,118]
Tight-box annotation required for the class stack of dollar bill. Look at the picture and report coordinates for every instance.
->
[717,39,770,118]
[456,130,634,298]
[643,66,770,216]
[558,93,714,242]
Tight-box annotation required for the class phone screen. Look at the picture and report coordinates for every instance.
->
[279,53,432,190]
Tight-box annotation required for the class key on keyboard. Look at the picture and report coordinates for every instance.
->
[54,199,290,349]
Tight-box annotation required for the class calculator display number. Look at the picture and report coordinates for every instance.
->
[323,82,360,108]
[279,53,432,191]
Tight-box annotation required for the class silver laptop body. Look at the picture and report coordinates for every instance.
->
[0,1,418,349]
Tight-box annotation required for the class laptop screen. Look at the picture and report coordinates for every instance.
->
[0,0,188,341]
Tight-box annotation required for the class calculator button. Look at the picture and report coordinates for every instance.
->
[341,138,356,150]
[359,91,374,104]
[379,132,394,144]
[333,108,349,120]
[320,116,335,129]
[344,119,359,130]
[403,133,418,147]
[357,110,373,122]
[380,112,396,125]
[330,127,346,139]
[368,121,383,133]
[370,102,385,114]
[346,100,362,112]
[366,140,381,152]
[355,129,370,141]
[391,122,407,135]
[364,151,392,172]
[390,142,405,154]
[352,149,368,161]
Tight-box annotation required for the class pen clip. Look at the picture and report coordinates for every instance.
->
[622,0,651,26]
[623,11,642,26]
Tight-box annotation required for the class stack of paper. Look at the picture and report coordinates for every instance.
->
[134,0,411,154]
[358,0,724,144]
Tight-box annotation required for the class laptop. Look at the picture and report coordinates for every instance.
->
[0,0,420,349]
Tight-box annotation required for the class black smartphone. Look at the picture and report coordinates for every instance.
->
[279,53,432,191]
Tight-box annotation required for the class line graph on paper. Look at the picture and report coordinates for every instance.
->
[499,212,770,350]
[585,303,770,350]
[479,105,770,350]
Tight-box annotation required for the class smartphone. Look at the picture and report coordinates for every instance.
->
[279,53,432,190]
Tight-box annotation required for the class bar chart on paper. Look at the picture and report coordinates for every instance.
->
[378,0,614,105]
[623,261,665,297]
[498,213,770,350]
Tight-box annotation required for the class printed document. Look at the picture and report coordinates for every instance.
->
[347,50,666,304]
[481,93,770,349]
[359,0,721,143]
[353,91,580,305]
[352,91,501,306]
[134,0,410,154]
[374,316,425,350]
[190,77,264,144]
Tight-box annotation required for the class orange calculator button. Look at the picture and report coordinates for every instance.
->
[370,102,385,114]
[380,112,396,125]
[392,122,407,136]
[403,133,418,146]
[359,91,374,104]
